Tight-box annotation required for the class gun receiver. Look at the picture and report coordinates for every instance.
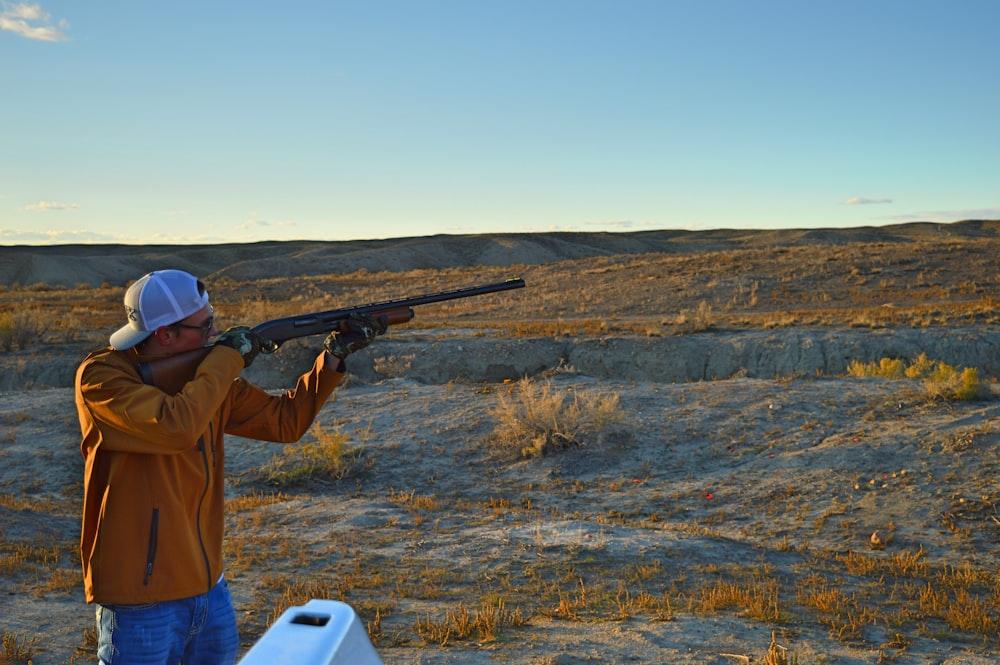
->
[137,278,525,394]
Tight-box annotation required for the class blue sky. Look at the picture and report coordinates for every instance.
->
[2,1,998,245]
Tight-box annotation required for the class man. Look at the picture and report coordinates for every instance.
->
[74,269,385,665]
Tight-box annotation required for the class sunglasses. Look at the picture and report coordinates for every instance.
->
[172,309,215,336]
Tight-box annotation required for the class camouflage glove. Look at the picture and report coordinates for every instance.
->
[215,326,265,368]
[324,313,388,359]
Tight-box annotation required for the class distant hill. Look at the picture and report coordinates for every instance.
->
[2,220,998,288]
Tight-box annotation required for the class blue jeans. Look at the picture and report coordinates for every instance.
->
[95,577,239,665]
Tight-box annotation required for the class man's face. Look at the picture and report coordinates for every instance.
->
[167,304,218,352]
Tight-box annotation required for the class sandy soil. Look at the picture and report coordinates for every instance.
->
[3,356,1000,664]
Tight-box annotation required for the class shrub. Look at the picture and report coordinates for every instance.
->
[849,352,982,401]
[0,309,46,351]
[257,423,367,486]
[900,352,982,400]
[903,352,936,379]
[846,357,904,378]
[922,363,981,401]
[675,300,715,333]
[489,378,626,459]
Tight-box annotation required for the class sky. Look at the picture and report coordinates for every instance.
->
[1,1,998,246]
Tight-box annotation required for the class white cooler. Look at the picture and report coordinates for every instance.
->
[238,599,383,665]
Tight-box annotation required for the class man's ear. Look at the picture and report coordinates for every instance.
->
[151,326,177,345]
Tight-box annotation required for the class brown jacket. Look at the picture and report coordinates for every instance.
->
[75,345,344,605]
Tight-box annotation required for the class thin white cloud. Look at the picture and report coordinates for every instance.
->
[143,232,233,244]
[237,216,270,231]
[880,207,1000,223]
[0,228,117,244]
[22,200,80,211]
[0,2,69,41]
[515,219,660,233]
[584,219,660,231]
[843,197,893,206]
[0,228,238,246]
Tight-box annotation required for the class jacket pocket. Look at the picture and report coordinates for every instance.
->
[143,508,159,585]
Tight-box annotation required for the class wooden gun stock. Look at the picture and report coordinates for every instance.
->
[136,279,525,395]
[137,347,213,396]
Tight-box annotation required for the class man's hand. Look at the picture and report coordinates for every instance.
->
[324,313,388,359]
[215,326,266,367]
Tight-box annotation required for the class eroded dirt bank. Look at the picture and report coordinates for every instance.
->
[4,327,999,392]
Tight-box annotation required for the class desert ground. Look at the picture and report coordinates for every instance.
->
[3,221,1000,664]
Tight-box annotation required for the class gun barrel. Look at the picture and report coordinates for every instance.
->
[341,277,526,312]
[254,278,525,345]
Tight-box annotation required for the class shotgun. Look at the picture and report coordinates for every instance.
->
[137,278,526,394]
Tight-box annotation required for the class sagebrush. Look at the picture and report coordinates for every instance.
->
[848,352,983,400]
[489,378,626,458]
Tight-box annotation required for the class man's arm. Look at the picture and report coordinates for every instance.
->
[221,350,345,443]
[77,346,245,454]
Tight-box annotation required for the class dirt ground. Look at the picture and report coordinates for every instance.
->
[3,223,1000,663]
[3,360,1000,663]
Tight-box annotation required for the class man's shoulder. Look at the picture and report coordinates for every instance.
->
[76,347,138,384]
[80,346,133,367]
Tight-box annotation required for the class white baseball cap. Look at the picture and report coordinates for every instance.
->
[109,270,211,350]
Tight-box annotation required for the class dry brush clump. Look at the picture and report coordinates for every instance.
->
[414,599,526,646]
[253,422,373,487]
[0,309,45,351]
[0,630,39,664]
[848,352,984,401]
[488,377,627,459]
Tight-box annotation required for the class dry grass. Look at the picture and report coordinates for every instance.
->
[220,359,1000,657]
[6,378,1000,661]
[216,495,1000,657]
[414,600,526,646]
[211,376,1000,658]
[0,630,38,664]
[253,422,372,487]
[3,233,1000,345]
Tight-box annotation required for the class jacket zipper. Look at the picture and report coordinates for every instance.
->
[196,433,213,592]
[143,508,159,585]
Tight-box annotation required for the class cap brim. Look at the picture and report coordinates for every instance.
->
[109,324,153,351]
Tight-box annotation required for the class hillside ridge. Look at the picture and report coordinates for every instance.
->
[3,220,998,287]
